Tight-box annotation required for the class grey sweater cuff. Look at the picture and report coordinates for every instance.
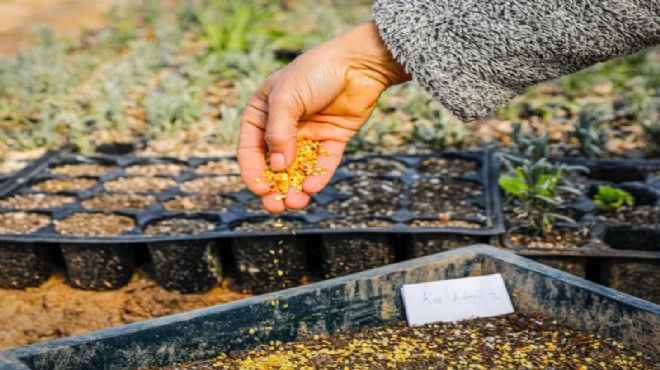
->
[373,0,660,121]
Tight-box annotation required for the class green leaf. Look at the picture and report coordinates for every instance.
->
[499,175,527,196]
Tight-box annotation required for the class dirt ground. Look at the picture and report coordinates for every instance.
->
[0,270,250,350]
[0,0,127,55]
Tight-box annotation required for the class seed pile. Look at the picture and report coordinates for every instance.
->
[0,194,76,210]
[31,178,98,192]
[54,213,135,236]
[262,140,328,196]
[147,313,657,370]
[0,212,51,234]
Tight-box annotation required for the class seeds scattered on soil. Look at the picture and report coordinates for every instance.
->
[598,205,660,226]
[82,193,158,211]
[263,139,327,195]
[147,313,658,370]
[180,176,244,193]
[31,178,99,192]
[317,218,394,229]
[54,213,135,237]
[196,161,240,175]
[49,163,115,177]
[410,178,484,218]
[409,219,482,228]
[0,212,51,234]
[345,158,406,176]
[163,194,234,213]
[144,218,217,236]
[328,177,403,216]
[125,163,187,176]
[105,177,177,193]
[417,157,479,176]
[233,219,306,232]
[508,225,593,249]
[0,194,75,210]
[241,197,316,214]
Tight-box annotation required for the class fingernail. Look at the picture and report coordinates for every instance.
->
[270,153,285,171]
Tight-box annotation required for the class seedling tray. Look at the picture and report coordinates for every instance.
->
[0,150,504,292]
[0,245,657,370]
[501,157,660,303]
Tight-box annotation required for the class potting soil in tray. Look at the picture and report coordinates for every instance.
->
[0,150,502,292]
[144,313,657,370]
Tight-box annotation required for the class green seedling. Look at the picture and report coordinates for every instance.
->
[593,185,634,210]
[507,122,551,166]
[570,104,611,158]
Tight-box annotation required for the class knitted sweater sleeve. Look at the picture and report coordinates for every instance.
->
[373,0,660,121]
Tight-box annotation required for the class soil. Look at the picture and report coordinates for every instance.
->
[49,163,115,177]
[596,205,660,226]
[0,212,51,234]
[144,218,217,236]
[328,177,404,216]
[508,225,593,249]
[232,219,306,232]
[195,161,240,175]
[409,178,484,218]
[31,178,99,192]
[81,193,158,211]
[104,177,177,193]
[179,176,244,194]
[0,193,76,210]
[344,158,406,176]
[408,219,482,229]
[317,218,394,229]
[125,163,187,177]
[0,271,249,350]
[416,157,479,176]
[54,213,135,236]
[145,313,658,369]
[163,194,234,213]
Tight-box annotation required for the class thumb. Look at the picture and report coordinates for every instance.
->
[264,89,302,172]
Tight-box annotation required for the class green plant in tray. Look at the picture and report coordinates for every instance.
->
[570,103,611,158]
[593,185,634,210]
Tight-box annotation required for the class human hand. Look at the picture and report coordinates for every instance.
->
[237,21,410,213]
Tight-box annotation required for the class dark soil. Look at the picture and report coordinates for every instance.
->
[507,225,593,249]
[416,157,479,176]
[317,218,394,229]
[195,161,240,175]
[54,213,135,237]
[0,194,76,210]
[31,178,98,192]
[163,194,234,213]
[596,205,660,226]
[0,212,51,234]
[232,219,306,232]
[50,163,115,177]
[409,178,484,218]
[146,313,658,369]
[327,177,404,216]
[81,193,158,211]
[144,218,217,236]
[125,163,187,176]
[104,177,177,193]
[344,158,406,176]
[179,176,244,194]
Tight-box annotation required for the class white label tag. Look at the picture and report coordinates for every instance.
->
[400,273,514,326]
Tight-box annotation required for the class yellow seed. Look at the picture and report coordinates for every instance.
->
[254,178,261,183]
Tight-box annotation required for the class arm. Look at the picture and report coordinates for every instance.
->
[373,0,660,121]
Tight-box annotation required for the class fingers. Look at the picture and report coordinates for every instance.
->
[237,88,272,196]
[302,140,346,195]
[264,87,303,171]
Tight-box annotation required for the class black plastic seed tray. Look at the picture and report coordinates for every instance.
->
[0,245,657,370]
[0,150,503,292]
[500,157,660,303]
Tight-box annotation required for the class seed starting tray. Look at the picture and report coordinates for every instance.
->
[0,150,504,244]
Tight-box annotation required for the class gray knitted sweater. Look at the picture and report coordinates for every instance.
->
[373,0,660,121]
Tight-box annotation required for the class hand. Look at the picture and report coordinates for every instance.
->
[237,21,410,213]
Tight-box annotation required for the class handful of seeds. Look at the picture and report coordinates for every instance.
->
[261,139,328,198]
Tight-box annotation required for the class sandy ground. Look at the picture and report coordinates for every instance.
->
[0,0,128,55]
[0,270,250,350]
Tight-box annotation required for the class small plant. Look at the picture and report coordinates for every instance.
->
[569,104,611,157]
[593,185,634,210]
[507,122,551,166]
[499,159,578,234]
